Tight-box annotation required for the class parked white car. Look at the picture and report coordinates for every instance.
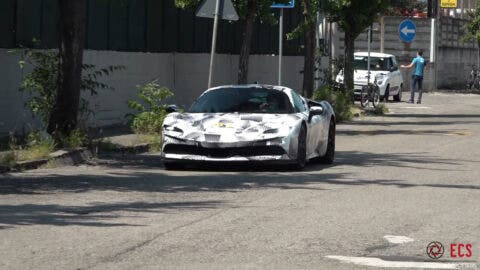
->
[336,52,404,101]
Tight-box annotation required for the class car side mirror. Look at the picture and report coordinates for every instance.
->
[166,104,180,113]
[390,66,398,72]
[309,106,323,122]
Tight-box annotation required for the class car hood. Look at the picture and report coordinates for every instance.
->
[163,113,301,143]
[337,70,388,85]
[354,70,388,85]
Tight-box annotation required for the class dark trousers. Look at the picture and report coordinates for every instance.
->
[410,75,423,102]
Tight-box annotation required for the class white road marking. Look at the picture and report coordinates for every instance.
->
[325,255,478,269]
[383,235,414,244]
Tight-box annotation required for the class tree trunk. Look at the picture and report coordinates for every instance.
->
[344,31,355,94]
[48,0,86,140]
[238,0,256,84]
[302,0,316,97]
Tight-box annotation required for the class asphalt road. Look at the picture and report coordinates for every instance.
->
[1,93,479,270]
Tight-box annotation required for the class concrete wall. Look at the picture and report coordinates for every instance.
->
[0,49,305,135]
[436,17,478,88]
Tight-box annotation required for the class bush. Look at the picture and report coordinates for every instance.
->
[372,103,389,115]
[312,85,353,123]
[62,129,88,148]
[128,80,173,134]
[13,48,123,128]
[0,151,16,168]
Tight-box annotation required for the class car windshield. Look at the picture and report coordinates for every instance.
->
[189,87,295,114]
[354,56,389,71]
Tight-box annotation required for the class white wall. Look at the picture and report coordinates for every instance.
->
[0,49,305,135]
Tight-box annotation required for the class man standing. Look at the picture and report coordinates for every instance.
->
[401,49,426,104]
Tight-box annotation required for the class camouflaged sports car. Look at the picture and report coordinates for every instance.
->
[161,85,335,170]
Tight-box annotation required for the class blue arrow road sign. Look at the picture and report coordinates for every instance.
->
[399,19,416,43]
[271,0,295,8]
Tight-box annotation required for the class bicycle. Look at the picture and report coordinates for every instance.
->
[360,73,383,108]
[466,65,480,90]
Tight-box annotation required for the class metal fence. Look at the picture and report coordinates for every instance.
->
[0,0,304,55]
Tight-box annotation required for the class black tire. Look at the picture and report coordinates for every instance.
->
[294,125,307,169]
[475,79,480,90]
[164,162,185,170]
[360,86,368,108]
[393,84,403,102]
[372,87,380,108]
[382,85,390,102]
[319,119,335,164]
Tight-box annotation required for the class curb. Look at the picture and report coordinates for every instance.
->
[98,143,151,154]
[2,148,93,173]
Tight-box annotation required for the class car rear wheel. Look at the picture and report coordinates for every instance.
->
[319,119,335,164]
[393,84,403,102]
[294,125,307,169]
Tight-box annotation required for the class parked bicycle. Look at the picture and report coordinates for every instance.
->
[466,65,480,90]
[360,73,383,108]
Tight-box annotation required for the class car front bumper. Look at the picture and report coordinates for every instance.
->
[161,135,298,163]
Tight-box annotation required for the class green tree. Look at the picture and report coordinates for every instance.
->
[175,0,289,84]
[385,0,427,16]
[301,0,319,97]
[287,0,320,97]
[324,0,390,93]
[464,0,480,66]
[47,0,87,141]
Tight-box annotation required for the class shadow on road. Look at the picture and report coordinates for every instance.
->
[0,150,476,196]
[0,150,479,229]
[0,200,224,229]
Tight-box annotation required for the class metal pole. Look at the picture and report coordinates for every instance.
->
[367,25,371,84]
[431,18,437,90]
[314,11,320,90]
[380,16,385,53]
[208,0,221,88]
[278,8,284,86]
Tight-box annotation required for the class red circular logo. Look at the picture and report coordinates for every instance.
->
[426,241,444,259]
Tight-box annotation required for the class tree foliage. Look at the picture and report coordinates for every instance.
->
[385,0,427,16]
[325,0,389,39]
[175,0,289,22]
[464,0,480,44]
[15,49,123,128]
[324,0,390,92]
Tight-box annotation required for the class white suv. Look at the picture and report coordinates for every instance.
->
[336,52,404,101]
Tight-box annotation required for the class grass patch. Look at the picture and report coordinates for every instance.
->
[372,103,389,115]
[0,151,16,167]
[16,139,55,161]
[138,134,162,152]
[350,106,364,118]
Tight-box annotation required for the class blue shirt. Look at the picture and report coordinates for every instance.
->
[412,56,425,77]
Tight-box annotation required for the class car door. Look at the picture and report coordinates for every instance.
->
[291,91,321,157]
[390,56,401,93]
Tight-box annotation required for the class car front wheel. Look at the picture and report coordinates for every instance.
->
[319,119,335,164]
[393,84,403,102]
[294,125,307,169]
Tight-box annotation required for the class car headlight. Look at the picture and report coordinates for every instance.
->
[162,125,184,136]
[264,128,279,134]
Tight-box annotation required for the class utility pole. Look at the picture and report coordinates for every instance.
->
[207,0,221,88]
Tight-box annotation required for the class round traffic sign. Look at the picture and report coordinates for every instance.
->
[398,19,416,43]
